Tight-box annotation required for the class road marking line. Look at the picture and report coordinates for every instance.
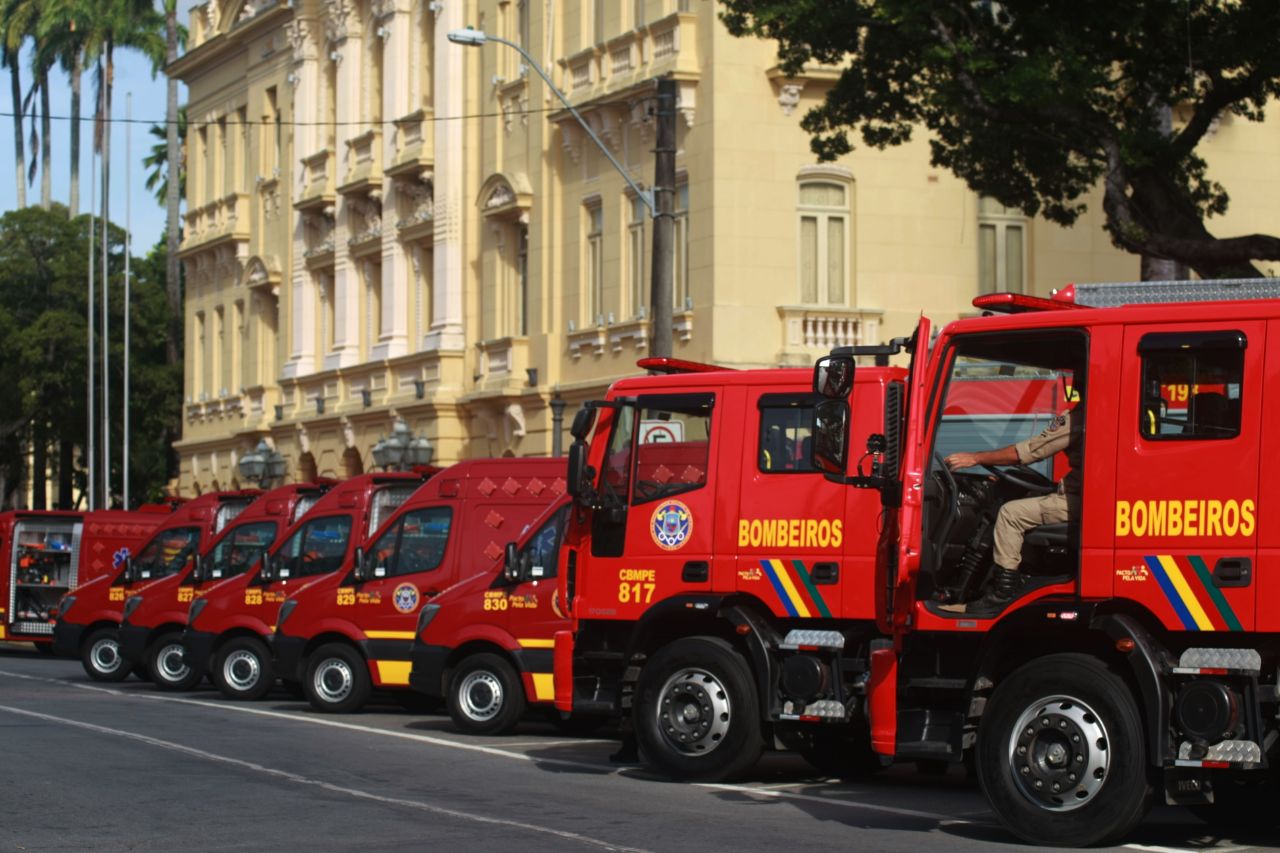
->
[501,739,612,748]
[1126,846,1250,853]
[0,668,983,828]
[0,702,650,853]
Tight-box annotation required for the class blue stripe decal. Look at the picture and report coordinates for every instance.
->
[1143,555,1198,631]
[759,559,799,618]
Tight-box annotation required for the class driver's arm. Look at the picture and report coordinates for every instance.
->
[944,444,1020,471]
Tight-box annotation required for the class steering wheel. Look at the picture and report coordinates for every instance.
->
[929,453,961,543]
[981,463,1057,495]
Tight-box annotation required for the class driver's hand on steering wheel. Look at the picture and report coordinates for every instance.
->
[944,452,979,471]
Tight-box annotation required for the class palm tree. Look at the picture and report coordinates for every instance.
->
[143,106,185,207]
[0,0,29,208]
[8,0,53,209]
[36,0,92,216]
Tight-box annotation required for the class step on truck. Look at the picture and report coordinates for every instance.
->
[2,504,178,650]
[274,458,567,715]
[561,282,1280,846]
[181,471,429,701]
[117,483,333,690]
[53,493,259,680]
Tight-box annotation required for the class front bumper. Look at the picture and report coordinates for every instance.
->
[117,623,150,666]
[271,632,306,684]
[180,629,217,677]
[51,620,85,658]
[407,643,450,699]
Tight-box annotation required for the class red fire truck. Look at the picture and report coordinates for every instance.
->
[405,497,573,733]
[557,282,1280,846]
[273,458,566,715]
[53,491,259,679]
[117,482,333,689]
[1,505,178,649]
[180,471,427,700]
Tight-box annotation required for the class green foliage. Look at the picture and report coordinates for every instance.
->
[721,0,1280,277]
[144,105,186,208]
[0,205,181,507]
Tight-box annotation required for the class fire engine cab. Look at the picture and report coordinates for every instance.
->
[558,284,1280,846]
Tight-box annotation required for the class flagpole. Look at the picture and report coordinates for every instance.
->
[100,56,111,507]
[123,92,131,508]
[87,146,97,510]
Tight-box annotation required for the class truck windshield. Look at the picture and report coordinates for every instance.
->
[600,394,713,506]
[276,516,354,579]
[206,521,278,581]
[132,527,201,581]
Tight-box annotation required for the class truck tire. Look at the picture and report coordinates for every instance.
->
[977,653,1152,847]
[82,627,130,682]
[304,643,372,714]
[213,636,274,701]
[447,653,526,735]
[634,637,763,782]
[147,631,202,691]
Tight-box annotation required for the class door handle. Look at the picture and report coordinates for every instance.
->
[424,589,441,599]
[811,562,839,585]
[682,561,709,583]
[1212,557,1251,588]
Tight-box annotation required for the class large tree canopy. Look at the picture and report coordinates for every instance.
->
[721,0,1280,278]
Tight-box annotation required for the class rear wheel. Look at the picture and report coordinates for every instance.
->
[634,637,763,782]
[213,636,274,700]
[147,631,202,691]
[977,653,1152,847]
[447,653,526,735]
[304,644,372,714]
[81,627,129,682]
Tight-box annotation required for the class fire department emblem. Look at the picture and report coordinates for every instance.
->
[650,499,693,551]
[392,583,420,614]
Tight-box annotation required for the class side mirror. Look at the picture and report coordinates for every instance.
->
[503,542,521,583]
[814,355,856,399]
[259,552,274,582]
[569,407,597,441]
[193,554,206,582]
[352,546,367,582]
[566,442,586,499]
[812,398,851,474]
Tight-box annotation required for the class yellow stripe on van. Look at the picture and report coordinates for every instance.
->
[1156,555,1216,631]
[530,672,555,701]
[365,630,417,640]
[0,626,6,640]
[517,638,555,648]
[375,660,413,685]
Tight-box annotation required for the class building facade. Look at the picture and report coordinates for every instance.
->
[171,0,1280,493]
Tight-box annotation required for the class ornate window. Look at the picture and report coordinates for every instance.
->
[584,199,604,325]
[978,197,1027,294]
[798,169,852,306]
[627,193,646,319]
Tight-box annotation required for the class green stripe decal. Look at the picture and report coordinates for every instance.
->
[792,559,833,619]
[1187,555,1243,632]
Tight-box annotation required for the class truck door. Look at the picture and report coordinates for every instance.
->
[892,318,933,634]
[583,392,717,618]
[500,504,572,702]
[736,391,854,619]
[1114,324,1261,633]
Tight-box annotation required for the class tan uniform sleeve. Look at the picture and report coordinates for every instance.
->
[1015,412,1073,464]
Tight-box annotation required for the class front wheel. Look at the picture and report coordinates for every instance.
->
[977,653,1152,847]
[447,653,526,735]
[81,627,130,682]
[634,637,763,782]
[304,644,372,714]
[212,636,274,700]
[147,631,202,691]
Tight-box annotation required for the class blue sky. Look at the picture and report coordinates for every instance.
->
[0,1,203,252]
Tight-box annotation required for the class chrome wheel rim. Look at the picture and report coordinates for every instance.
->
[223,649,261,692]
[90,637,121,675]
[654,667,732,756]
[458,670,503,722]
[1008,693,1111,812]
[313,658,354,704]
[156,643,190,683]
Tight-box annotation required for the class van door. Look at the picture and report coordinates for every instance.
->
[1114,323,1261,633]
[499,504,572,703]
[736,390,853,619]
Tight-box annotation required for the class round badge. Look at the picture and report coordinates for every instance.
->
[650,499,693,551]
[392,583,420,614]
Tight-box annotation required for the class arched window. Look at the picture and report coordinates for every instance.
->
[977,197,1027,294]
[797,169,853,305]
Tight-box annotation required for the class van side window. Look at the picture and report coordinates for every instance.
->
[1139,331,1245,441]
[396,508,452,576]
[519,505,571,581]
[758,394,819,472]
[631,396,713,505]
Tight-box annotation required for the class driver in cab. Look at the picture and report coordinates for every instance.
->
[941,404,1082,617]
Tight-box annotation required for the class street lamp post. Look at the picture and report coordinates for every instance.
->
[549,395,567,457]
[447,27,675,358]
[372,419,434,471]
[238,439,285,489]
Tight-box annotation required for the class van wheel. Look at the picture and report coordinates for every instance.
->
[148,631,202,691]
[977,653,1152,847]
[447,653,525,735]
[82,628,130,682]
[304,644,371,714]
[213,636,274,700]
[634,637,763,782]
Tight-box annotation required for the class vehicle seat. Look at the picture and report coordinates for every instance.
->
[1023,522,1071,550]
[1021,522,1077,577]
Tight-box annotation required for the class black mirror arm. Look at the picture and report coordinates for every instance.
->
[821,473,902,506]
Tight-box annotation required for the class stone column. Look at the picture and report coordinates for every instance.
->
[373,0,410,360]
[283,17,319,379]
[328,10,363,370]
[426,0,466,352]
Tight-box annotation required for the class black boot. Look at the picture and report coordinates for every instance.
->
[962,568,1023,618]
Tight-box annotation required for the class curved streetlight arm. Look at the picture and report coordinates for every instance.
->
[448,29,656,218]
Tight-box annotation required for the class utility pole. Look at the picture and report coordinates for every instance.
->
[649,78,677,359]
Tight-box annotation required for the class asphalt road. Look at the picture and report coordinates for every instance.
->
[0,643,1272,853]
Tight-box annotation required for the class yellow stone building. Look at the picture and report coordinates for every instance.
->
[170,0,1280,493]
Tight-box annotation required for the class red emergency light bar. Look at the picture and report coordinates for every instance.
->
[636,357,737,374]
[972,292,1089,314]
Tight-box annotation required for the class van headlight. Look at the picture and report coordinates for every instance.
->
[188,598,209,626]
[276,599,298,632]
[416,603,441,636]
[122,595,144,621]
